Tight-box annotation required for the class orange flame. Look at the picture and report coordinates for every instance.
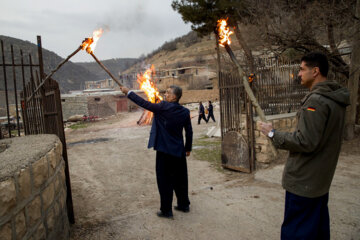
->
[217,19,233,47]
[137,65,163,103]
[137,65,163,125]
[81,28,104,53]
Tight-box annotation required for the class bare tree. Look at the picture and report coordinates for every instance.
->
[345,0,360,139]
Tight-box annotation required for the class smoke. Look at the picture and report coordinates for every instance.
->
[98,3,147,33]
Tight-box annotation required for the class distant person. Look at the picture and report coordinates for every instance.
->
[259,52,350,239]
[120,85,193,219]
[206,101,216,123]
[198,102,207,124]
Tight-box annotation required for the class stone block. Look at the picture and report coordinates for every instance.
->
[15,210,26,240]
[292,118,297,127]
[33,223,46,240]
[255,135,269,145]
[0,221,12,240]
[254,130,260,137]
[55,142,63,160]
[272,120,279,129]
[60,164,66,184]
[27,196,41,227]
[260,144,271,154]
[255,121,261,130]
[54,174,61,195]
[0,178,16,218]
[47,148,57,168]
[17,168,32,201]
[286,118,292,128]
[59,189,67,211]
[46,209,55,233]
[53,201,60,218]
[49,152,57,177]
[42,183,55,211]
[279,119,287,129]
[256,153,271,163]
[32,156,48,189]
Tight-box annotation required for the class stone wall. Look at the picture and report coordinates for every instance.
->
[180,89,219,104]
[87,95,122,117]
[61,91,149,120]
[61,96,89,121]
[253,113,297,165]
[0,135,69,240]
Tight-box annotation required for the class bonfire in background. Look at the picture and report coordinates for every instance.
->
[137,65,163,125]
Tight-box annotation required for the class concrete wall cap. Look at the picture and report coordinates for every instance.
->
[0,135,60,181]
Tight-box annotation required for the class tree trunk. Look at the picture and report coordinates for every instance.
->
[344,0,360,140]
[215,34,221,89]
[233,22,255,73]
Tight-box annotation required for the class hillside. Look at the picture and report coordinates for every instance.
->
[0,35,99,93]
[124,32,216,73]
[122,30,244,78]
[77,58,138,80]
[0,31,243,94]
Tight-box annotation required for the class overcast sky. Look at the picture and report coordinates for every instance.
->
[0,0,192,62]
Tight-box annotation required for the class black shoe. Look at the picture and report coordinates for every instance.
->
[174,206,190,213]
[157,211,173,219]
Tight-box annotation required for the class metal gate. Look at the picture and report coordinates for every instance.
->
[219,71,255,173]
[0,36,75,223]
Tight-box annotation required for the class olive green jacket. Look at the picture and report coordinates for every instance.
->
[272,81,350,198]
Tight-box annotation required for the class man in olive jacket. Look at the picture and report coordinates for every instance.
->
[260,52,350,239]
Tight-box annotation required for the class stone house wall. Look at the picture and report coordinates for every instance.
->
[0,135,69,240]
[180,89,219,104]
[61,91,148,120]
[61,96,89,121]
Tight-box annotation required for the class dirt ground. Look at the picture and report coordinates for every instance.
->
[66,109,360,240]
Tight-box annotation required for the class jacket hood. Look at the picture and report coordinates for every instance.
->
[310,81,350,106]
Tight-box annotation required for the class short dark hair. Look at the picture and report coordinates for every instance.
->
[169,85,182,102]
[301,52,329,77]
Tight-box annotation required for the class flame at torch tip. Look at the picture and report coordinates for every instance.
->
[81,28,104,54]
[217,19,233,47]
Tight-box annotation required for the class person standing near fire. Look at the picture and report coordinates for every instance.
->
[198,101,207,124]
[120,85,192,219]
[206,101,216,122]
[259,52,350,239]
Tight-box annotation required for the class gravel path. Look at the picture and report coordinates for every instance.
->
[66,110,360,240]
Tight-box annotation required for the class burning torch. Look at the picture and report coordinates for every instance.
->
[28,28,124,101]
[216,19,278,158]
[80,29,123,88]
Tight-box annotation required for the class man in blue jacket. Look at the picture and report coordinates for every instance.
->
[120,85,193,219]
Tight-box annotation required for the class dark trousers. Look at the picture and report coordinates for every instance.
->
[281,191,330,240]
[156,151,190,213]
[198,113,207,124]
[207,112,216,122]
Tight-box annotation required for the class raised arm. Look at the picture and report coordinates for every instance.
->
[121,86,162,113]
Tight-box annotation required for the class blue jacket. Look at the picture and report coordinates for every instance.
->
[128,91,193,157]
[208,103,213,114]
[199,104,205,115]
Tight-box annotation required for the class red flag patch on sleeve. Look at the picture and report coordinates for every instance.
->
[307,107,316,112]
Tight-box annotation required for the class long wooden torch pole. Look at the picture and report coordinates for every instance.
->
[224,43,278,158]
[89,52,123,87]
[27,46,83,101]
